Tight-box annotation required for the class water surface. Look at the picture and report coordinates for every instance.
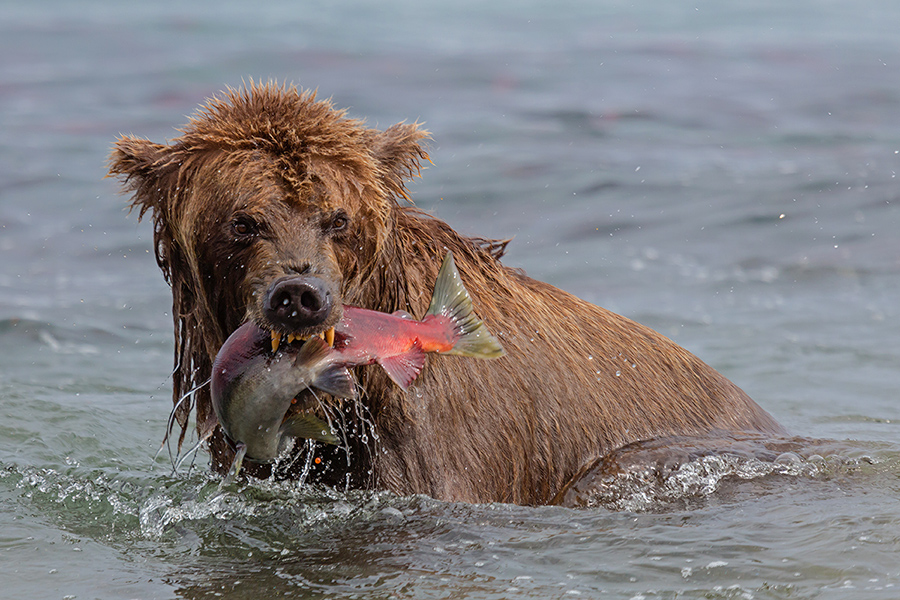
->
[2,1,900,598]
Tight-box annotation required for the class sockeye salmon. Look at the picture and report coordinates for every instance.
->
[211,251,505,471]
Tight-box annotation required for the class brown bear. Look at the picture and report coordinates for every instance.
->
[109,81,785,506]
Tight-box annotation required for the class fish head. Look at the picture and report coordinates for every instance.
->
[211,321,352,463]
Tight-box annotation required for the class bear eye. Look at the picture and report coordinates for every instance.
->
[326,211,350,234]
[231,215,259,238]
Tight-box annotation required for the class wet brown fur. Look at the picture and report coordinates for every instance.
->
[109,82,784,505]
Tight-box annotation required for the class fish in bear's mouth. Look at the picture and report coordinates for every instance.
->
[211,252,507,475]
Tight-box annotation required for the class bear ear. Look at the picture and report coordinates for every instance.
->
[371,122,431,200]
[107,135,175,218]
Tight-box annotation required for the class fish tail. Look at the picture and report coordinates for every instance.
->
[296,337,357,398]
[426,251,506,359]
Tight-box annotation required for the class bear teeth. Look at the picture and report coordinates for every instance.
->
[270,328,335,353]
[270,331,282,353]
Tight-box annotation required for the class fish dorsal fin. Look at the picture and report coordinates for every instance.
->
[425,251,506,359]
[376,342,427,390]
[391,309,416,320]
[280,413,339,445]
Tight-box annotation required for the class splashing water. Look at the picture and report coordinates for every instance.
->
[562,436,881,511]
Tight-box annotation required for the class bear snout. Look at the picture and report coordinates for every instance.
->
[263,275,334,333]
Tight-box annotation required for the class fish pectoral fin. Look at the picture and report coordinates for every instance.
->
[297,336,356,399]
[219,443,248,489]
[313,363,356,399]
[376,343,427,390]
[281,413,339,445]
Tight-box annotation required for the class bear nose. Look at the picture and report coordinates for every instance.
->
[263,276,333,331]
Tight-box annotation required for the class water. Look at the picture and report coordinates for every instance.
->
[2,0,900,597]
